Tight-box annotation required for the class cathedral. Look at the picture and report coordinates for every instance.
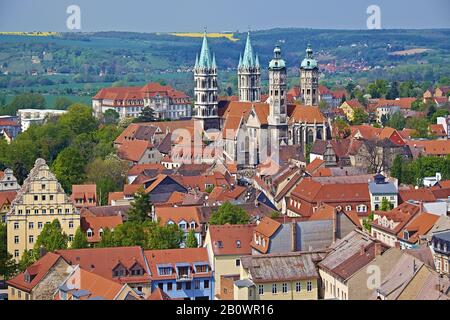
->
[193,32,331,166]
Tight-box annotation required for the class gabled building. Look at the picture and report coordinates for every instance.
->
[80,212,123,245]
[56,246,152,295]
[368,173,398,211]
[318,230,393,300]
[397,212,439,249]
[153,206,203,246]
[144,247,214,300]
[55,265,142,300]
[431,230,450,275]
[203,224,255,299]
[7,252,72,300]
[71,184,97,209]
[234,251,326,300]
[0,168,20,191]
[7,158,79,261]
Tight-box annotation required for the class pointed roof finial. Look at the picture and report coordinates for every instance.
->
[255,53,260,68]
[238,53,242,68]
[242,31,255,67]
[195,53,199,68]
[212,53,217,68]
[198,29,211,68]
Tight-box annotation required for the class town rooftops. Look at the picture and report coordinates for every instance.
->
[154,206,202,230]
[7,252,64,293]
[56,246,150,284]
[240,251,327,283]
[80,213,123,243]
[117,140,153,162]
[208,224,255,256]
[406,140,450,156]
[398,213,440,245]
[399,188,437,203]
[318,230,387,282]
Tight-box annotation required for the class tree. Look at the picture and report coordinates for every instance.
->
[34,219,68,254]
[54,97,73,110]
[391,154,403,183]
[71,227,89,249]
[367,79,388,99]
[133,106,156,123]
[0,223,17,279]
[406,118,430,138]
[386,111,406,130]
[0,93,45,116]
[386,81,399,100]
[185,229,198,248]
[209,202,250,225]
[333,118,351,139]
[205,185,214,194]
[103,109,120,125]
[147,223,184,250]
[127,187,153,223]
[426,104,436,120]
[362,213,374,232]
[18,249,37,272]
[430,109,449,124]
[380,198,393,211]
[52,147,87,192]
[319,100,328,111]
[352,107,369,125]
[59,104,99,135]
[380,114,389,127]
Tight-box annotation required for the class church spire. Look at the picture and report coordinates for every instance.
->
[195,53,199,68]
[198,32,212,68]
[242,31,255,67]
[255,53,260,67]
[211,53,217,69]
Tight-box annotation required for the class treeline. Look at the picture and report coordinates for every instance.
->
[0,103,125,205]
[391,155,450,186]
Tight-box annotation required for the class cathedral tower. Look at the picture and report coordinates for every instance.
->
[193,33,219,130]
[300,44,319,106]
[238,32,261,102]
[267,46,288,149]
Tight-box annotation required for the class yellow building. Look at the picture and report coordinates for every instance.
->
[203,224,255,299]
[339,99,363,122]
[233,252,326,300]
[7,158,80,261]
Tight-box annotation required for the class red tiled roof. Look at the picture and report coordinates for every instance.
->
[70,267,125,300]
[7,253,63,292]
[154,206,201,229]
[128,163,166,176]
[254,217,281,238]
[144,248,211,280]
[147,287,172,300]
[305,158,325,174]
[0,190,17,208]
[117,140,152,162]
[108,192,125,205]
[405,140,450,156]
[399,188,437,203]
[398,213,440,244]
[56,246,150,284]
[80,214,123,243]
[208,224,255,256]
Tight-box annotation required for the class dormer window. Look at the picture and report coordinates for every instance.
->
[179,222,187,230]
[216,240,223,248]
[190,222,196,229]
[236,240,241,248]
[404,231,409,240]
[87,229,93,237]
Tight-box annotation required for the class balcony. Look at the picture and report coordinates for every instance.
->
[176,273,193,282]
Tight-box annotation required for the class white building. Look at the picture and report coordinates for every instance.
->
[17,109,67,131]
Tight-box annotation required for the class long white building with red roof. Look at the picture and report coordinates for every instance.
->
[92,82,191,120]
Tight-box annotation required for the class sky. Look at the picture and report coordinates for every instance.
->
[0,0,449,32]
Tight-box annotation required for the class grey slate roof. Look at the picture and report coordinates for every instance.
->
[368,181,397,194]
[241,251,327,283]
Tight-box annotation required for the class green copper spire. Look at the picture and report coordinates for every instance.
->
[301,44,318,70]
[198,32,212,68]
[242,31,255,68]
[255,53,260,67]
[195,53,199,68]
[211,53,217,68]
[238,53,242,68]
[269,45,286,70]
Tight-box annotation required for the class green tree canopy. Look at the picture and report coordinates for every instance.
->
[209,202,250,225]
[351,107,369,125]
[147,223,185,250]
[52,147,87,192]
[386,111,406,130]
[34,219,68,254]
[185,229,198,248]
[0,222,17,279]
[127,187,153,223]
[54,97,73,110]
[103,109,120,125]
[71,227,89,249]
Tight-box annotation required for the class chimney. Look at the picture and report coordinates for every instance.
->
[332,207,338,243]
[39,246,47,258]
[374,242,382,256]
[291,221,297,252]
[360,244,365,255]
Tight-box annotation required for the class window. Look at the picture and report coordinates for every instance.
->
[158,267,172,276]
[34,195,38,201]
[14,222,19,230]
[41,184,46,190]
[42,195,46,201]
[58,208,62,214]
[307,281,313,292]
[235,259,240,267]
[194,280,200,290]
[28,222,33,229]
[26,209,30,214]
[345,205,352,211]
[14,236,19,244]
[65,209,70,213]
[14,250,19,258]
[38,222,43,229]
[18,291,21,299]
[50,209,54,214]
[176,282,182,290]
[185,282,191,290]
[282,283,288,293]
[296,282,302,292]
[167,282,173,291]
[18,209,23,215]
[29,235,34,243]
[204,280,209,289]
[87,229,93,237]
[34,209,38,214]
[236,240,241,248]
[196,265,208,273]
[69,234,74,242]
[69,221,74,229]
[258,285,264,295]
[272,284,278,294]
[42,209,46,214]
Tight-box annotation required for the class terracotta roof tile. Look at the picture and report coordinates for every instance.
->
[208,224,255,256]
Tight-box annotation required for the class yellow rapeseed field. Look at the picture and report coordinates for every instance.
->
[0,32,59,36]
[168,32,239,42]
